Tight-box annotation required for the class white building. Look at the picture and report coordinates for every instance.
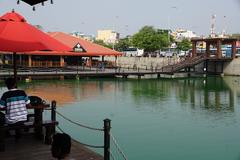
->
[173,29,198,41]
[122,48,144,57]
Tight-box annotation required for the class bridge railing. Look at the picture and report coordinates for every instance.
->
[160,55,206,73]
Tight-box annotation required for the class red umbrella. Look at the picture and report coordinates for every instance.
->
[0,10,71,80]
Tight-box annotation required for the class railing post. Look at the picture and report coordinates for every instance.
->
[51,101,56,133]
[44,101,57,145]
[104,119,111,160]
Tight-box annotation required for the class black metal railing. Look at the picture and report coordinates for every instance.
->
[54,103,126,160]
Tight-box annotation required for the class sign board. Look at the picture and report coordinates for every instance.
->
[73,43,86,52]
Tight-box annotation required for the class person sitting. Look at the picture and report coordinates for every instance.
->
[51,133,71,160]
[0,77,31,141]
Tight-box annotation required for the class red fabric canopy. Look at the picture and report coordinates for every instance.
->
[0,11,71,80]
[0,11,71,52]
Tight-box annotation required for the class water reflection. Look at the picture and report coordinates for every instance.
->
[131,77,235,112]
[7,77,240,160]
[13,77,239,113]
[20,80,115,106]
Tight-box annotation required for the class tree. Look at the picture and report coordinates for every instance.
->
[231,33,240,40]
[132,26,161,52]
[114,37,132,51]
[177,39,192,51]
[35,25,44,31]
[132,26,171,53]
[94,40,112,49]
[157,29,173,48]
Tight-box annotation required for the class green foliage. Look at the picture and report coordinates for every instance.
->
[177,39,192,51]
[115,37,132,51]
[132,26,170,52]
[231,33,240,40]
[158,32,171,50]
[35,25,44,30]
[94,40,113,49]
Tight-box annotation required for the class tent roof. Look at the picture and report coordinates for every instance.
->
[0,11,71,53]
[21,0,48,6]
[48,32,122,56]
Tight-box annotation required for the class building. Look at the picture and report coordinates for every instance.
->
[172,29,198,41]
[1,32,122,68]
[71,32,95,42]
[96,29,120,44]
[122,48,144,57]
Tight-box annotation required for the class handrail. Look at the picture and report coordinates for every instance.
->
[57,125,104,149]
[160,55,206,73]
[55,108,127,160]
[56,111,104,131]
[53,103,113,160]
[110,133,128,160]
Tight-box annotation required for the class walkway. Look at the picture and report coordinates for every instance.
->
[0,56,233,79]
[1,133,103,160]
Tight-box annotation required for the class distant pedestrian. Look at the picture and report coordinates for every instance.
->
[101,62,105,71]
[51,133,71,160]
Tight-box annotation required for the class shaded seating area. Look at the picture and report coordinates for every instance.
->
[191,38,238,59]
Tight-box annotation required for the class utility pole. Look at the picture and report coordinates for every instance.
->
[210,14,216,38]
[222,16,226,37]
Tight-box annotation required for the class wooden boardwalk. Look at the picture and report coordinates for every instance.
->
[1,133,103,160]
[0,56,233,79]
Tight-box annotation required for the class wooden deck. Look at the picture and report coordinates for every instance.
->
[1,133,103,160]
[0,56,234,80]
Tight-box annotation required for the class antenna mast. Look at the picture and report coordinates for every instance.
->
[222,16,226,37]
[210,14,216,38]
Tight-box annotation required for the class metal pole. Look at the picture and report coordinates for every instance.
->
[104,119,111,160]
[13,52,17,82]
[51,101,56,133]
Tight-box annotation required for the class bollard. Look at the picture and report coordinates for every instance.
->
[104,119,111,160]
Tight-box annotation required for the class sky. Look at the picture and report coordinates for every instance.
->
[0,0,239,37]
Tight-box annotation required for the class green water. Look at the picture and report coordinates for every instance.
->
[1,76,240,160]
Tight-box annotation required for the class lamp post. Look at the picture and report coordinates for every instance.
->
[168,6,178,44]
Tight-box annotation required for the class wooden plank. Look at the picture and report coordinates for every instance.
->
[1,133,103,160]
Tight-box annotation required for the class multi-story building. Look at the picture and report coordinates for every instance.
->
[96,29,120,44]
[71,32,95,42]
[172,29,198,41]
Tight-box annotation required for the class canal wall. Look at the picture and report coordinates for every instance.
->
[224,58,240,76]
[106,56,180,69]
[208,61,224,74]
